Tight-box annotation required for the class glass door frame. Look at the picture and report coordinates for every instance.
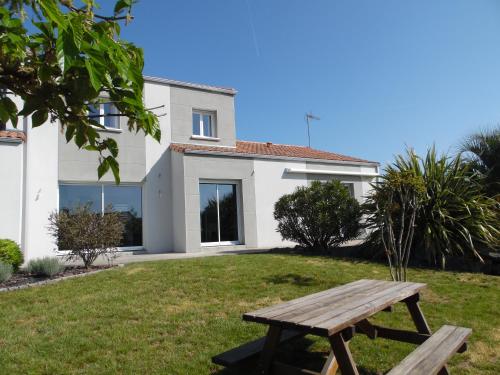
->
[199,180,242,247]
[58,181,144,251]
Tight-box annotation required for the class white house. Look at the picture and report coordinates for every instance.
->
[0,76,379,261]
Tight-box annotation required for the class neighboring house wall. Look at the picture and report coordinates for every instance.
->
[143,82,173,252]
[170,86,236,147]
[0,139,24,244]
[173,152,258,252]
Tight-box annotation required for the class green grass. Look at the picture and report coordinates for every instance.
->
[0,254,498,374]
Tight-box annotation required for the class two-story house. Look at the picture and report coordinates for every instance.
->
[0,76,379,261]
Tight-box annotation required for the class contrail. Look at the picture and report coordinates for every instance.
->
[245,0,260,57]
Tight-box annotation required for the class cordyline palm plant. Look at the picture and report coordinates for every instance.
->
[365,147,499,279]
[460,126,500,198]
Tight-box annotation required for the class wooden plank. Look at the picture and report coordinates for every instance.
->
[244,279,375,321]
[387,325,472,375]
[299,283,425,336]
[272,280,390,322]
[355,319,377,339]
[365,325,431,345]
[320,351,338,375]
[212,329,304,367]
[329,333,359,375]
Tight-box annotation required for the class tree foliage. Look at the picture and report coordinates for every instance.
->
[48,204,124,268]
[365,147,500,273]
[364,151,426,281]
[461,126,500,198]
[0,0,160,182]
[274,180,362,250]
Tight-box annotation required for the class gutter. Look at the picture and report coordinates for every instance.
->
[284,168,379,177]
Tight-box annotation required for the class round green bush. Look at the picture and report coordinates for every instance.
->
[0,239,24,270]
[0,261,13,283]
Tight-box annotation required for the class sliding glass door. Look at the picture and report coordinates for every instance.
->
[200,183,239,245]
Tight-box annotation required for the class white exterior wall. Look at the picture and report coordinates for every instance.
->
[253,159,308,248]
[0,139,24,244]
[142,82,173,252]
[23,121,59,260]
[254,158,378,248]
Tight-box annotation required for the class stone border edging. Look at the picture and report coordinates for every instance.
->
[0,264,123,293]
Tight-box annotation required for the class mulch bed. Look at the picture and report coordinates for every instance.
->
[0,265,114,290]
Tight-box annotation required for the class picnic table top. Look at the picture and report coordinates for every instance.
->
[243,279,426,336]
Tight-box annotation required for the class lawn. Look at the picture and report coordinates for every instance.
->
[0,253,498,375]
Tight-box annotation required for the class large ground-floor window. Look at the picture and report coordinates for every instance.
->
[199,182,240,245]
[59,184,142,247]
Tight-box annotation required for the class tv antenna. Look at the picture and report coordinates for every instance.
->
[305,112,320,148]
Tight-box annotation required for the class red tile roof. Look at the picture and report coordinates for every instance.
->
[171,141,377,164]
[0,130,26,142]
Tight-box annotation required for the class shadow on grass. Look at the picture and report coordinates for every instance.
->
[263,273,318,286]
[212,336,380,375]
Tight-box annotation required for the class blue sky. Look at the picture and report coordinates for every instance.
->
[120,0,500,165]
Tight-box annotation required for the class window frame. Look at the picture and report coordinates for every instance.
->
[199,179,242,246]
[192,109,216,138]
[89,102,121,130]
[58,182,143,250]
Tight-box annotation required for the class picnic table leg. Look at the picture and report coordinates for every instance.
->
[320,350,339,375]
[405,293,432,335]
[257,325,282,374]
[328,332,359,375]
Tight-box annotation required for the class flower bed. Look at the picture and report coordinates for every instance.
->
[0,265,115,292]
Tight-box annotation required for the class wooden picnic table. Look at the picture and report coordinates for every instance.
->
[213,279,471,375]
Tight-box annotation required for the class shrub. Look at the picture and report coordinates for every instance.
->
[0,262,13,283]
[365,147,500,270]
[274,180,362,250]
[48,204,124,268]
[27,257,65,277]
[0,239,23,270]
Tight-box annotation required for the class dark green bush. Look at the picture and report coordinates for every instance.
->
[0,239,23,270]
[0,261,13,283]
[274,180,362,250]
[27,257,65,277]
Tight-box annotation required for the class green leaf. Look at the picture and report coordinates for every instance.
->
[65,126,76,143]
[0,97,17,127]
[98,158,110,180]
[39,0,66,26]
[31,109,48,127]
[114,0,133,15]
[107,157,120,184]
[85,60,102,91]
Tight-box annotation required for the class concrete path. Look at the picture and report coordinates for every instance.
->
[65,248,270,267]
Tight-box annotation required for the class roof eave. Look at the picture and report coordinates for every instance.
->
[176,148,380,167]
[144,75,237,95]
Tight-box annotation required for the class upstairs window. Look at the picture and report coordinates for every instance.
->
[192,110,215,137]
[89,102,120,129]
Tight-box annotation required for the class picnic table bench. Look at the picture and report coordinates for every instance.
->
[213,279,471,375]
